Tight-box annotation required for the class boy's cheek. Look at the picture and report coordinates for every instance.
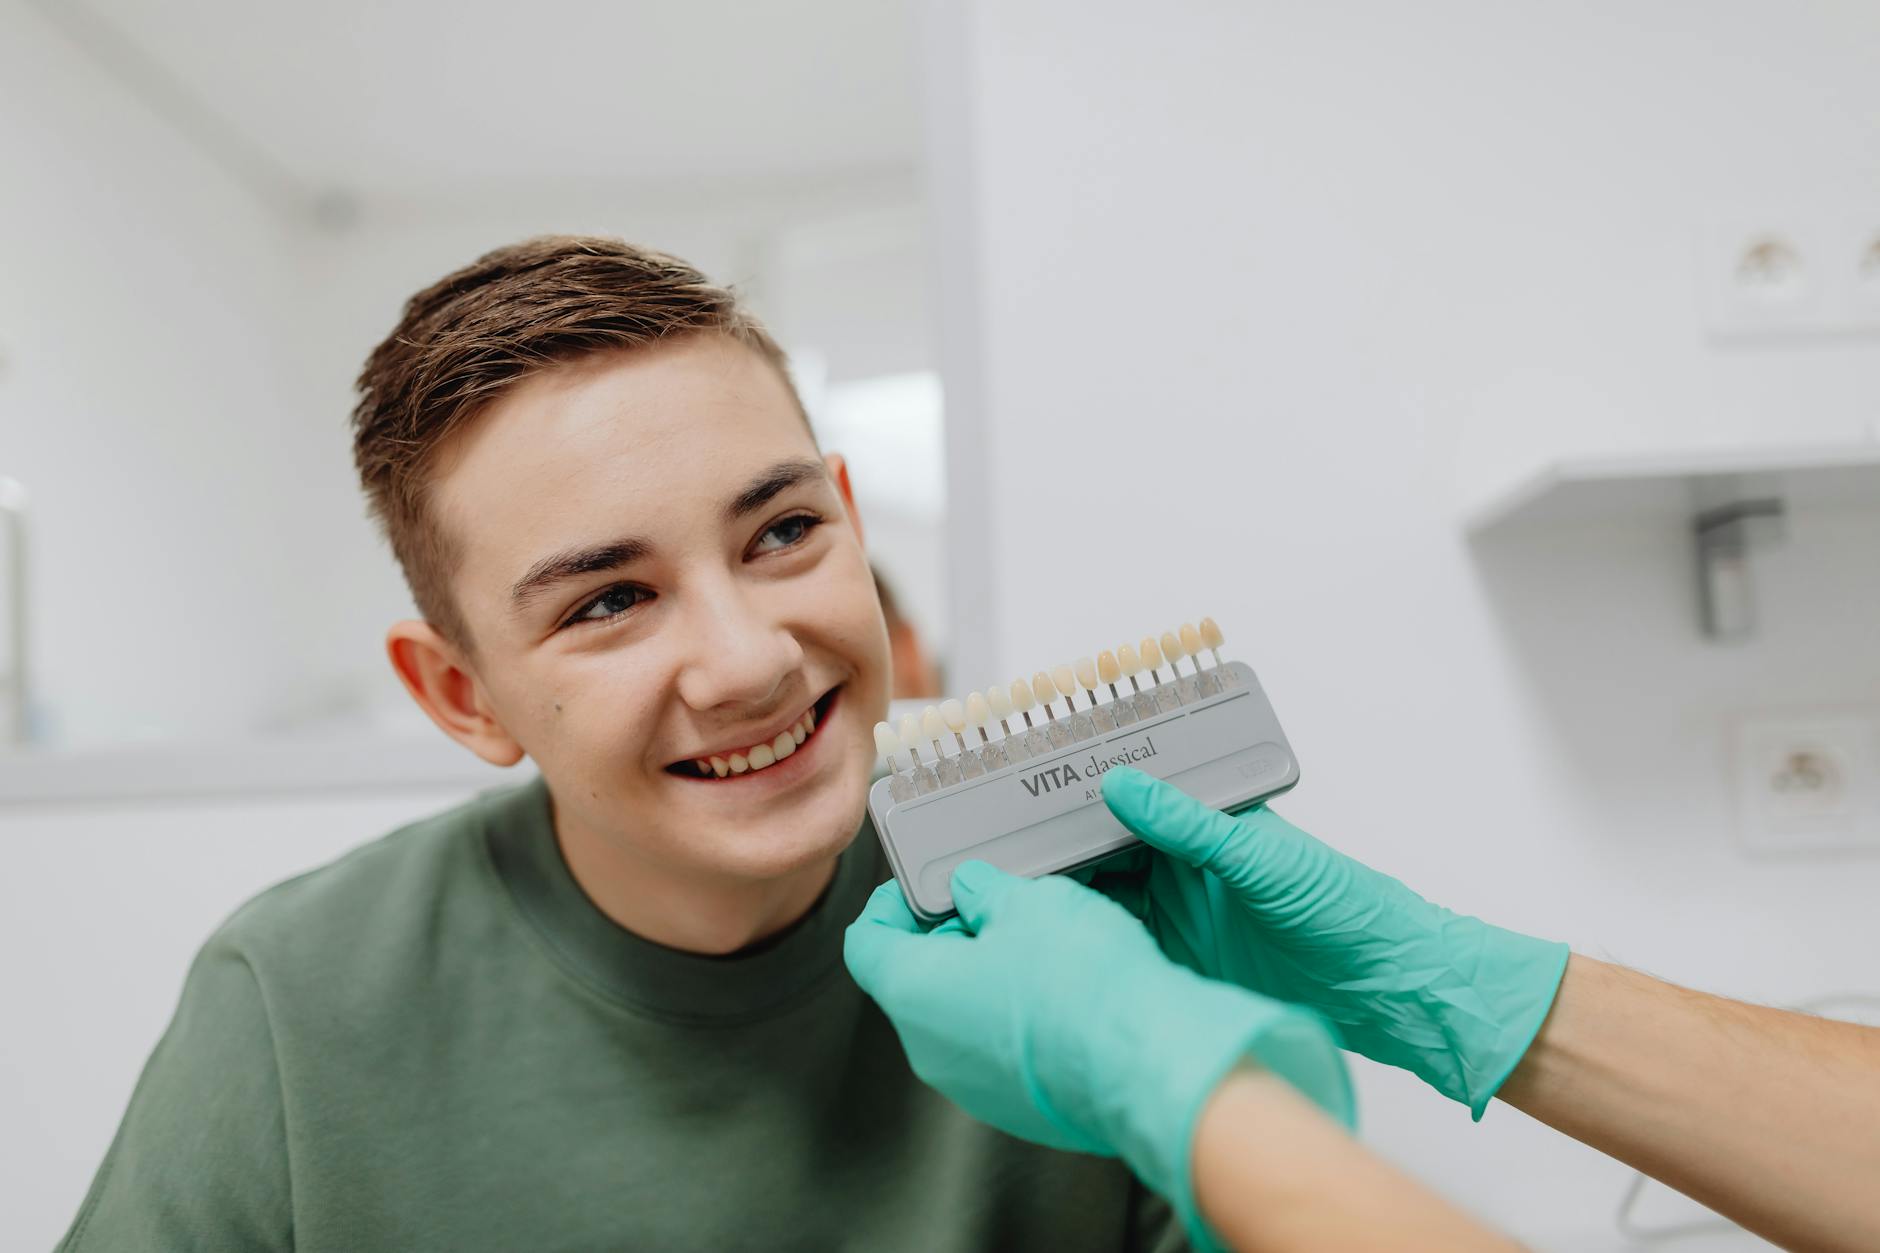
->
[506,675,654,779]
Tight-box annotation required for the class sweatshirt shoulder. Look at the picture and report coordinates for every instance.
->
[209,777,543,965]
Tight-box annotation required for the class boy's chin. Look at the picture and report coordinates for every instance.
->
[704,814,865,883]
[692,780,870,881]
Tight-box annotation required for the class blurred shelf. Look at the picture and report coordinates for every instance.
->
[1464,443,1880,535]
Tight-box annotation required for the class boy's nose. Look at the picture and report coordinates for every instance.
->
[673,583,805,713]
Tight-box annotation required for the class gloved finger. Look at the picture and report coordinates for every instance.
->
[856,878,923,932]
[843,880,925,991]
[950,859,1025,934]
[1100,767,1255,875]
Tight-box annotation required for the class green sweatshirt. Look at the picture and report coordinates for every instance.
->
[58,775,1184,1252]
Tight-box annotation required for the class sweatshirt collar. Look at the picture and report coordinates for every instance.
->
[484,773,882,1025]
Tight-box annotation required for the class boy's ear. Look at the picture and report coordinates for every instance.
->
[825,452,863,544]
[385,621,526,767]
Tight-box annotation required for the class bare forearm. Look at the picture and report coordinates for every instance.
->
[1498,955,1880,1253]
[1192,1069,1521,1253]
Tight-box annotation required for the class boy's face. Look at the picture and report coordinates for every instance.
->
[417,334,891,882]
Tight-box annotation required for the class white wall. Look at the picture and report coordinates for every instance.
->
[0,1,306,748]
[928,2,1880,1247]
[1,20,940,749]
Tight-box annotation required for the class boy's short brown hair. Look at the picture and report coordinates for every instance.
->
[352,234,799,651]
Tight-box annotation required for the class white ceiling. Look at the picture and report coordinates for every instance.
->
[74,0,922,201]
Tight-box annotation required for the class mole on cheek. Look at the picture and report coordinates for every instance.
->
[553,702,563,713]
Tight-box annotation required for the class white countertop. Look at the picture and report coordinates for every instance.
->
[0,729,518,806]
[0,698,941,806]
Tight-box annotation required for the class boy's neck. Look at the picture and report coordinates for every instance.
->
[552,811,840,956]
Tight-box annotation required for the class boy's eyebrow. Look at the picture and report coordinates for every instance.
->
[722,457,827,523]
[508,458,830,614]
[510,536,654,614]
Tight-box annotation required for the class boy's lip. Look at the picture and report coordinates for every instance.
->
[665,685,840,772]
[661,684,838,782]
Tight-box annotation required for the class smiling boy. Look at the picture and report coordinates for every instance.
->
[58,237,1187,1251]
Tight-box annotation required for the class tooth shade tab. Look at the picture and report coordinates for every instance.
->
[1139,636,1165,669]
[1179,623,1203,656]
[898,715,924,754]
[1097,651,1121,684]
[940,699,967,733]
[1009,679,1036,713]
[1117,644,1142,676]
[1074,657,1099,690]
[1200,617,1224,649]
[1160,631,1186,662]
[965,692,992,727]
[921,705,947,741]
[873,721,900,760]
[1031,672,1058,706]
[987,684,1015,719]
[1048,664,1075,699]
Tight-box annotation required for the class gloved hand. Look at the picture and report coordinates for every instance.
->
[1095,767,1569,1119]
[845,861,1352,1245]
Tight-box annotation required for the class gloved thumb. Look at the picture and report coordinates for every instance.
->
[843,879,923,993]
[1101,767,1252,874]
[949,859,1021,933]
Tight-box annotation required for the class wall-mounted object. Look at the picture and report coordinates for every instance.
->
[1464,443,1880,641]
[1732,711,1880,855]
[1701,205,1880,340]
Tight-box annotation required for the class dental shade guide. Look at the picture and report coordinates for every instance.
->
[1161,630,1199,704]
[1116,643,1155,722]
[1139,635,1179,714]
[1009,678,1050,760]
[1096,650,1137,727]
[940,699,985,780]
[1200,617,1237,686]
[921,705,959,788]
[985,683,1027,764]
[869,618,1299,923]
[898,713,939,796]
[965,692,1001,773]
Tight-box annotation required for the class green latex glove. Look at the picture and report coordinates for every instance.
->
[1095,767,1570,1119]
[845,861,1353,1244]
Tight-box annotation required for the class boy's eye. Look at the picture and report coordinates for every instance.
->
[566,583,652,628]
[560,514,822,630]
[751,513,823,555]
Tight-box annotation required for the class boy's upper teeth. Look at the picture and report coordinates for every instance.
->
[700,709,816,776]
